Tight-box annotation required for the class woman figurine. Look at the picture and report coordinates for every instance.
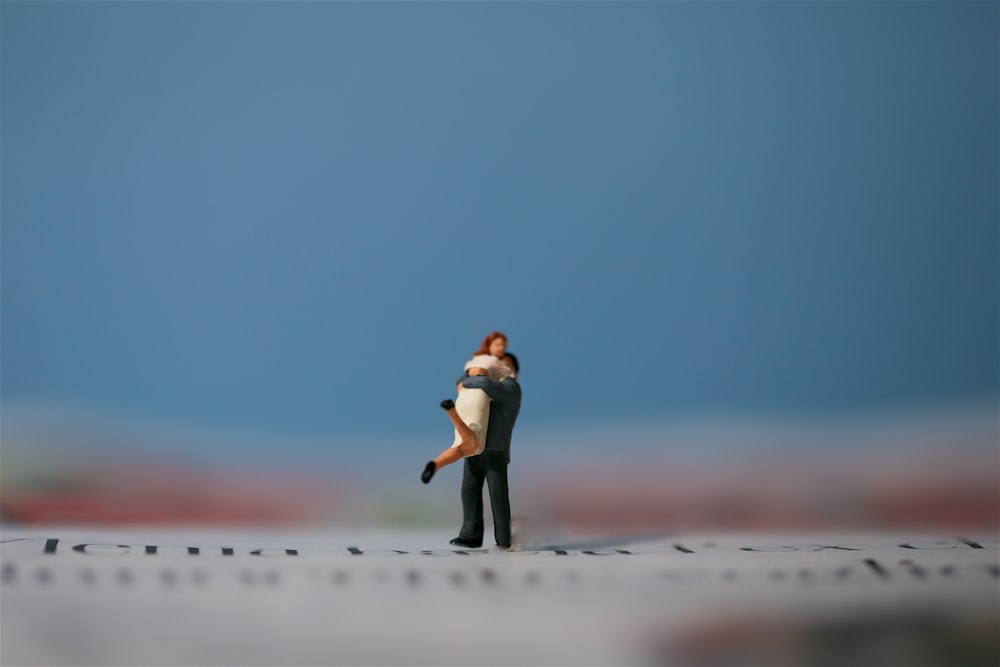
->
[421,332,516,484]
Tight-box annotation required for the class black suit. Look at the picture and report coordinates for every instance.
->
[454,375,521,547]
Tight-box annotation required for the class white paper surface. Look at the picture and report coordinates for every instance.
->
[2,528,997,666]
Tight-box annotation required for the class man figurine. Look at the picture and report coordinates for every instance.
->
[450,354,521,550]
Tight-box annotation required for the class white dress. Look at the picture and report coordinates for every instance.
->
[450,387,490,455]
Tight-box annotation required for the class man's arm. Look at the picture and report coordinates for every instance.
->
[461,375,518,402]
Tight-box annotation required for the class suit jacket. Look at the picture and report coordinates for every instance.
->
[459,375,521,463]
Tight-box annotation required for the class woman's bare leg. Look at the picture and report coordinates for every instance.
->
[432,445,465,469]
[441,400,480,451]
[422,399,480,484]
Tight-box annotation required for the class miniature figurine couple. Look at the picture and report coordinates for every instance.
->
[421,331,522,549]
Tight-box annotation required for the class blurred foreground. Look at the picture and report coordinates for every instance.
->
[1,530,997,666]
[2,402,997,665]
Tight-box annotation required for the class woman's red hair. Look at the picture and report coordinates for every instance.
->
[473,331,508,356]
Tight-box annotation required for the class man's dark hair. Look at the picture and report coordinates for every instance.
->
[503,352,520,374]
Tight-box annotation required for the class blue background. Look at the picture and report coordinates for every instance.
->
[2,1,996,462]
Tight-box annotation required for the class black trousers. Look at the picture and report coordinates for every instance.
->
[457,451,511,547]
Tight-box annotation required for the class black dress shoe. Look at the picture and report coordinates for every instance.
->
[440,399,455,410]
[421,461,436,484]
[449,536,483,549]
